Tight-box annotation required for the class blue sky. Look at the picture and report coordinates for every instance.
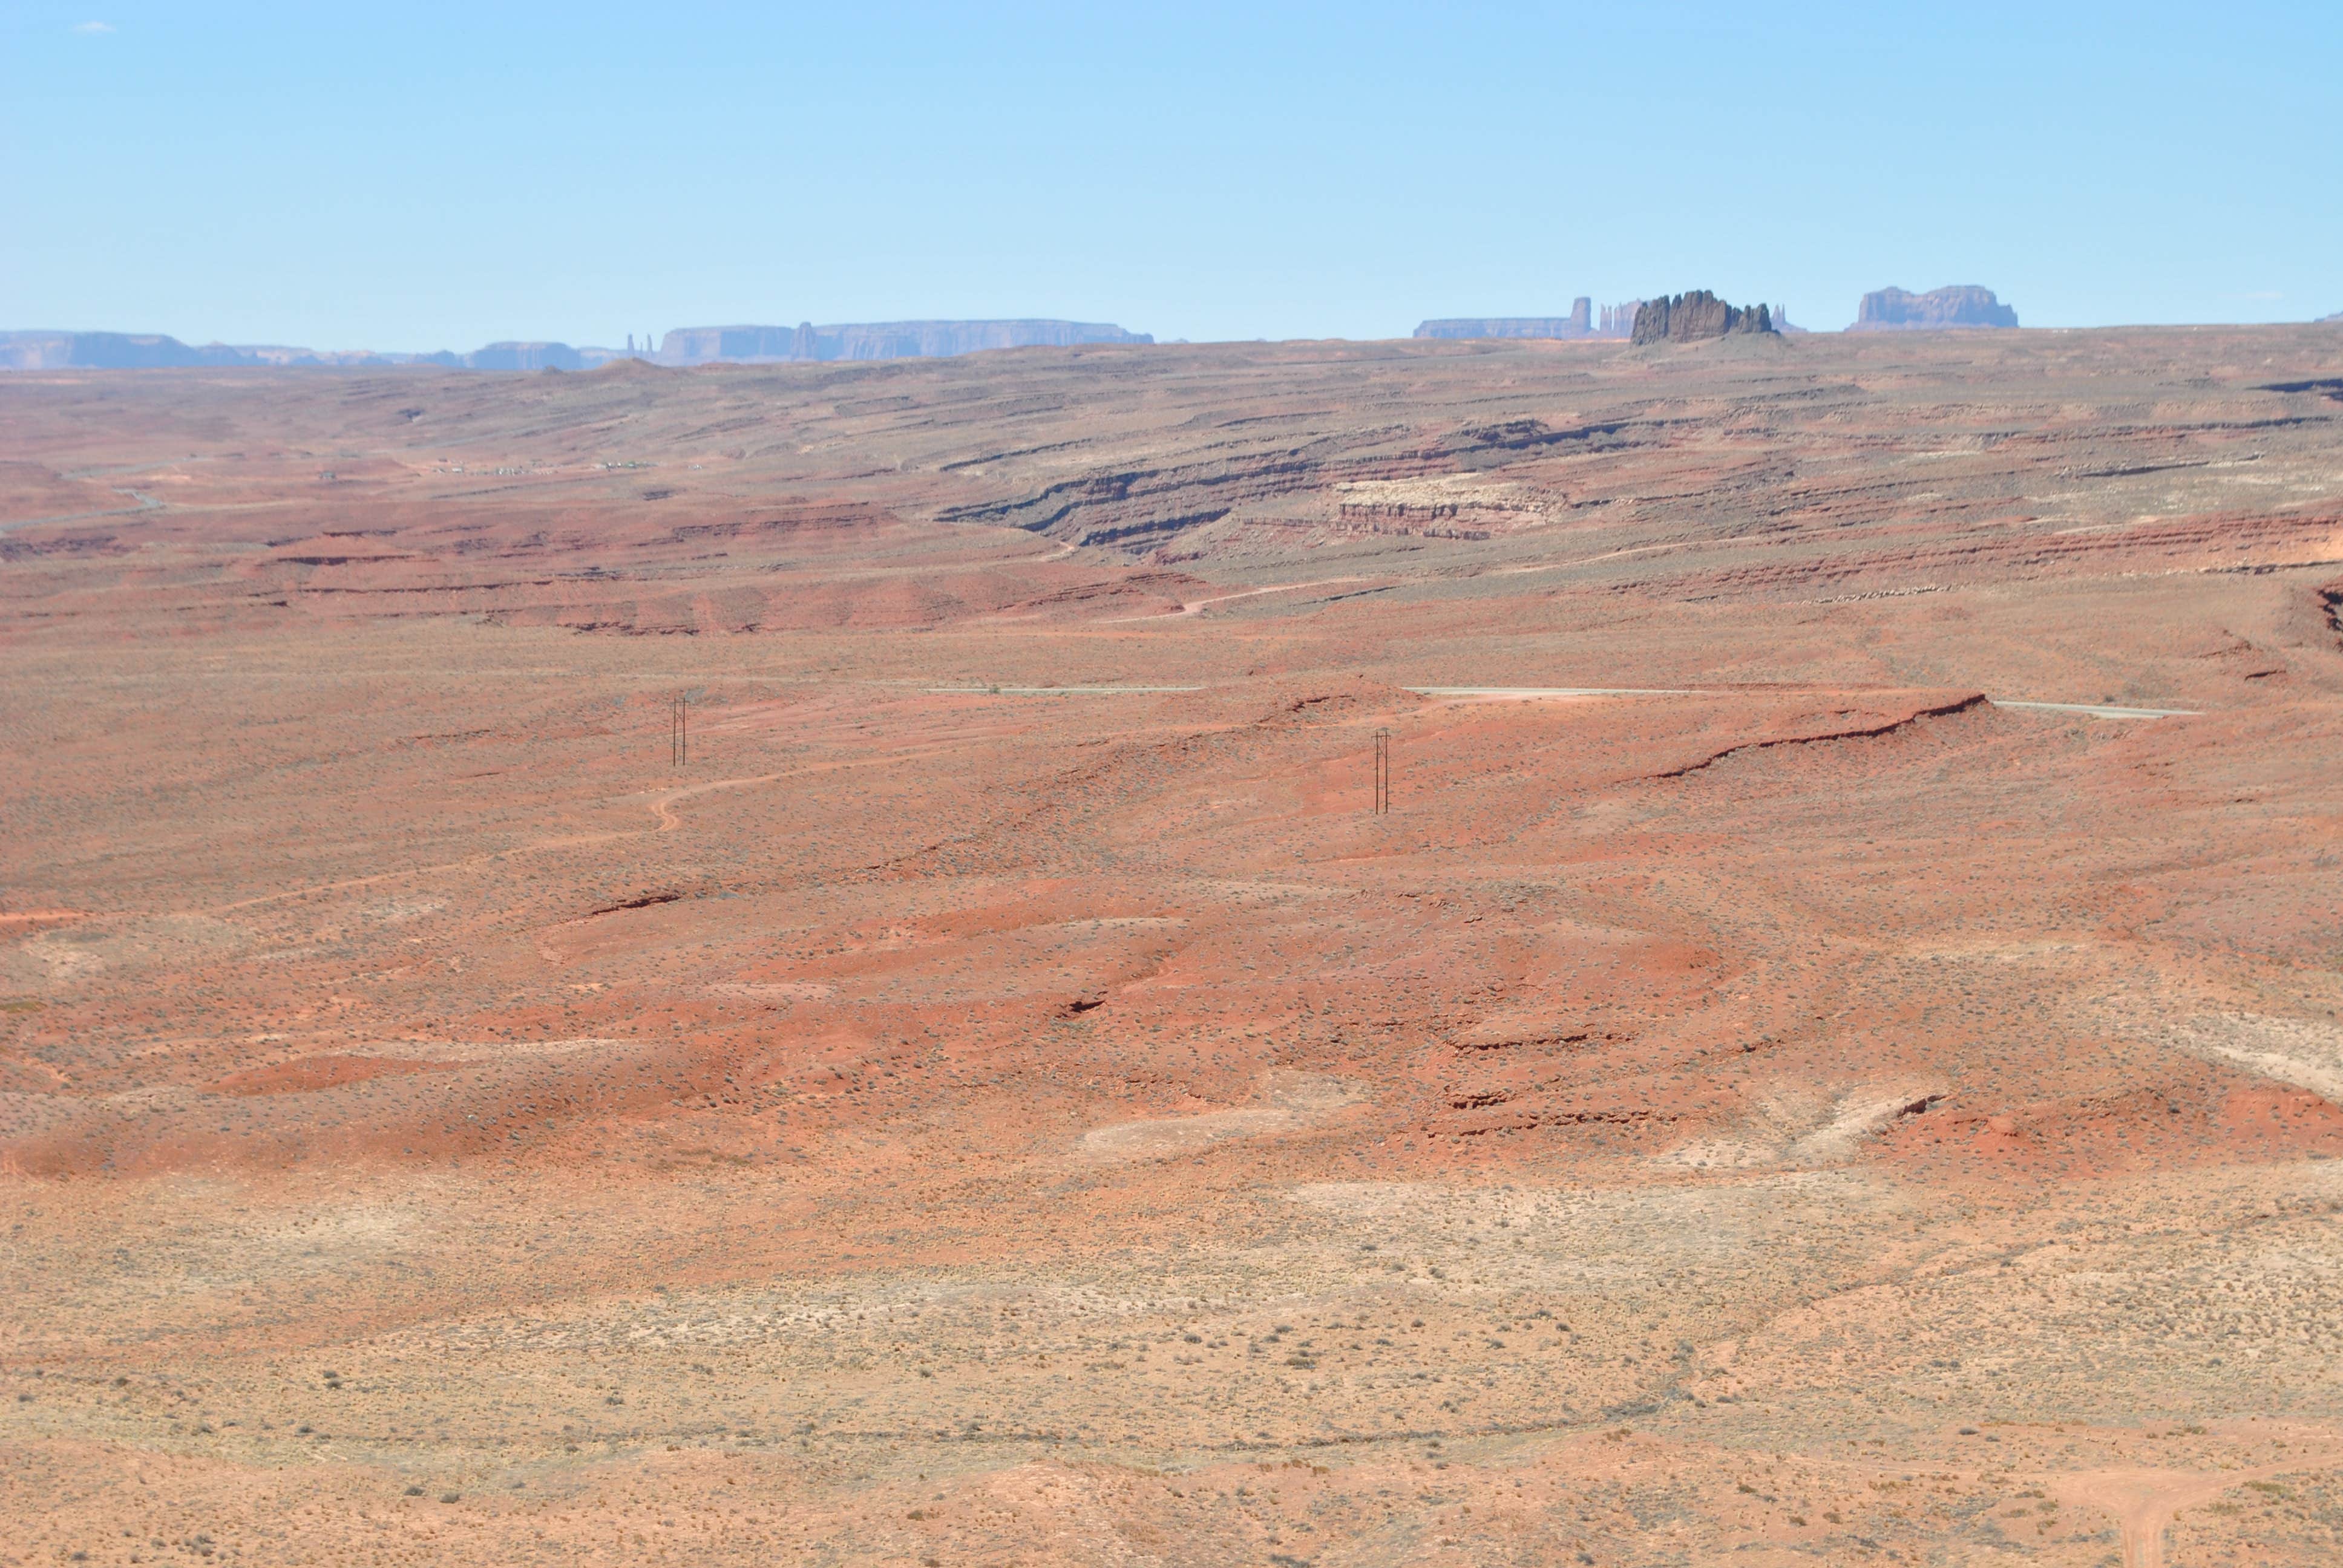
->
[4,1,2336,347]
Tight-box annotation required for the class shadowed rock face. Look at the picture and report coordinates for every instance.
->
[1852,284,2020,331]
[1627,291,1776,344]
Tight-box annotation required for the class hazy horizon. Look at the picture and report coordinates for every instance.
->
[6,304,2336,362]
[5,1,2338,347]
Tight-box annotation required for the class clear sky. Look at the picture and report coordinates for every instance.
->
[5,1,2337,348]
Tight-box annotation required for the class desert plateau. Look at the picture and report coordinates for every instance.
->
[5,325,2343,1567]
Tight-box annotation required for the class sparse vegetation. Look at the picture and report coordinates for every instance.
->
[4,330,2340,1564]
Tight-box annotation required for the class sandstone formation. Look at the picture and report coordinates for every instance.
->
[658,319,1152,365]
[1850,284,2020,331]
[652,323,812,362]
[1598,299,1642,336]
[1627,290,1776,344]
[1415,298,1594,339]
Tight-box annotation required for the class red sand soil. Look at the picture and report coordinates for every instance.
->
[4,330,2343,1564]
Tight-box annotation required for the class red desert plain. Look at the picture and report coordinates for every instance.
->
[4,327,2343,1566]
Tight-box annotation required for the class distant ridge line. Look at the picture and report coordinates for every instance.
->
[1414,302,1640,342]
[0,318,1155,372]
[0,330,597,373]
[658,319,1153,365]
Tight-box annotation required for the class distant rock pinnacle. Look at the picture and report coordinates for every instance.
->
[1628,292,1777,345]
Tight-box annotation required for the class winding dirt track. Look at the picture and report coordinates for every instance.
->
[2056,1452,2343,1568]
[1107,575,1370,621]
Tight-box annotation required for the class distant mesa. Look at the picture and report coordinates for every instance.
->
[1849,285,2019,332]
[0,321,1152,373]
[459,341,583,372]
[1415,312,1591,342]
[1627,291,1777,345]
[0,330,595,372]
[2321,310,2343,324]
[657,319,1153,365]
[0,331,251,370]
[1414,298,1645,341]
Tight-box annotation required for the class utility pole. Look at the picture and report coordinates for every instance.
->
[671,692,688,768]
[1373,728,1390,815]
